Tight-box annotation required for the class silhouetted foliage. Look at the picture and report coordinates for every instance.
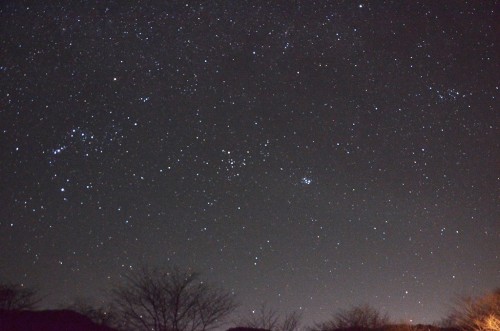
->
[112,266,238,331]
[0,283,40,311]
[444,288,500,331]
[237,304,302,331]
[383,324,459,331]
[311,304,390,331]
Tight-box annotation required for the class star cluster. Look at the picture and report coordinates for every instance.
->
[0,1,498,325]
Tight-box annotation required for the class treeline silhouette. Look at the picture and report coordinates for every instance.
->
[0,266,498,331]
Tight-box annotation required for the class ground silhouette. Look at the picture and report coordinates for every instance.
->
[304,326,459,331]
[0,309,119,331]
[228,328,272,331]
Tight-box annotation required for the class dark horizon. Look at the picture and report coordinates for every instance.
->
[0,278,500,330]
[1,1,498,326]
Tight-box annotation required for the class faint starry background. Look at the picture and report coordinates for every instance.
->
[0,0,498,326]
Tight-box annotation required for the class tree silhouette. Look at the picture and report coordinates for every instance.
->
[445,288,500,331]
[237,303,302,331]
[0,283,40,311]
[311,304,389,330]
[112,266,238,331]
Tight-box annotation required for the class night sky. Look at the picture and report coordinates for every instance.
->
[1,1,498,326]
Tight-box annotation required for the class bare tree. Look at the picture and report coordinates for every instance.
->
[445,288,500,331]
[280,311,302,331]
[0,283,40,310]
[311,304,389,330]
[112,266,238,331]
[238,304,302,331]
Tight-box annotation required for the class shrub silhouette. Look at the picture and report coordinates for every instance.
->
[311,304,390,330]
[0,283,40,311]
